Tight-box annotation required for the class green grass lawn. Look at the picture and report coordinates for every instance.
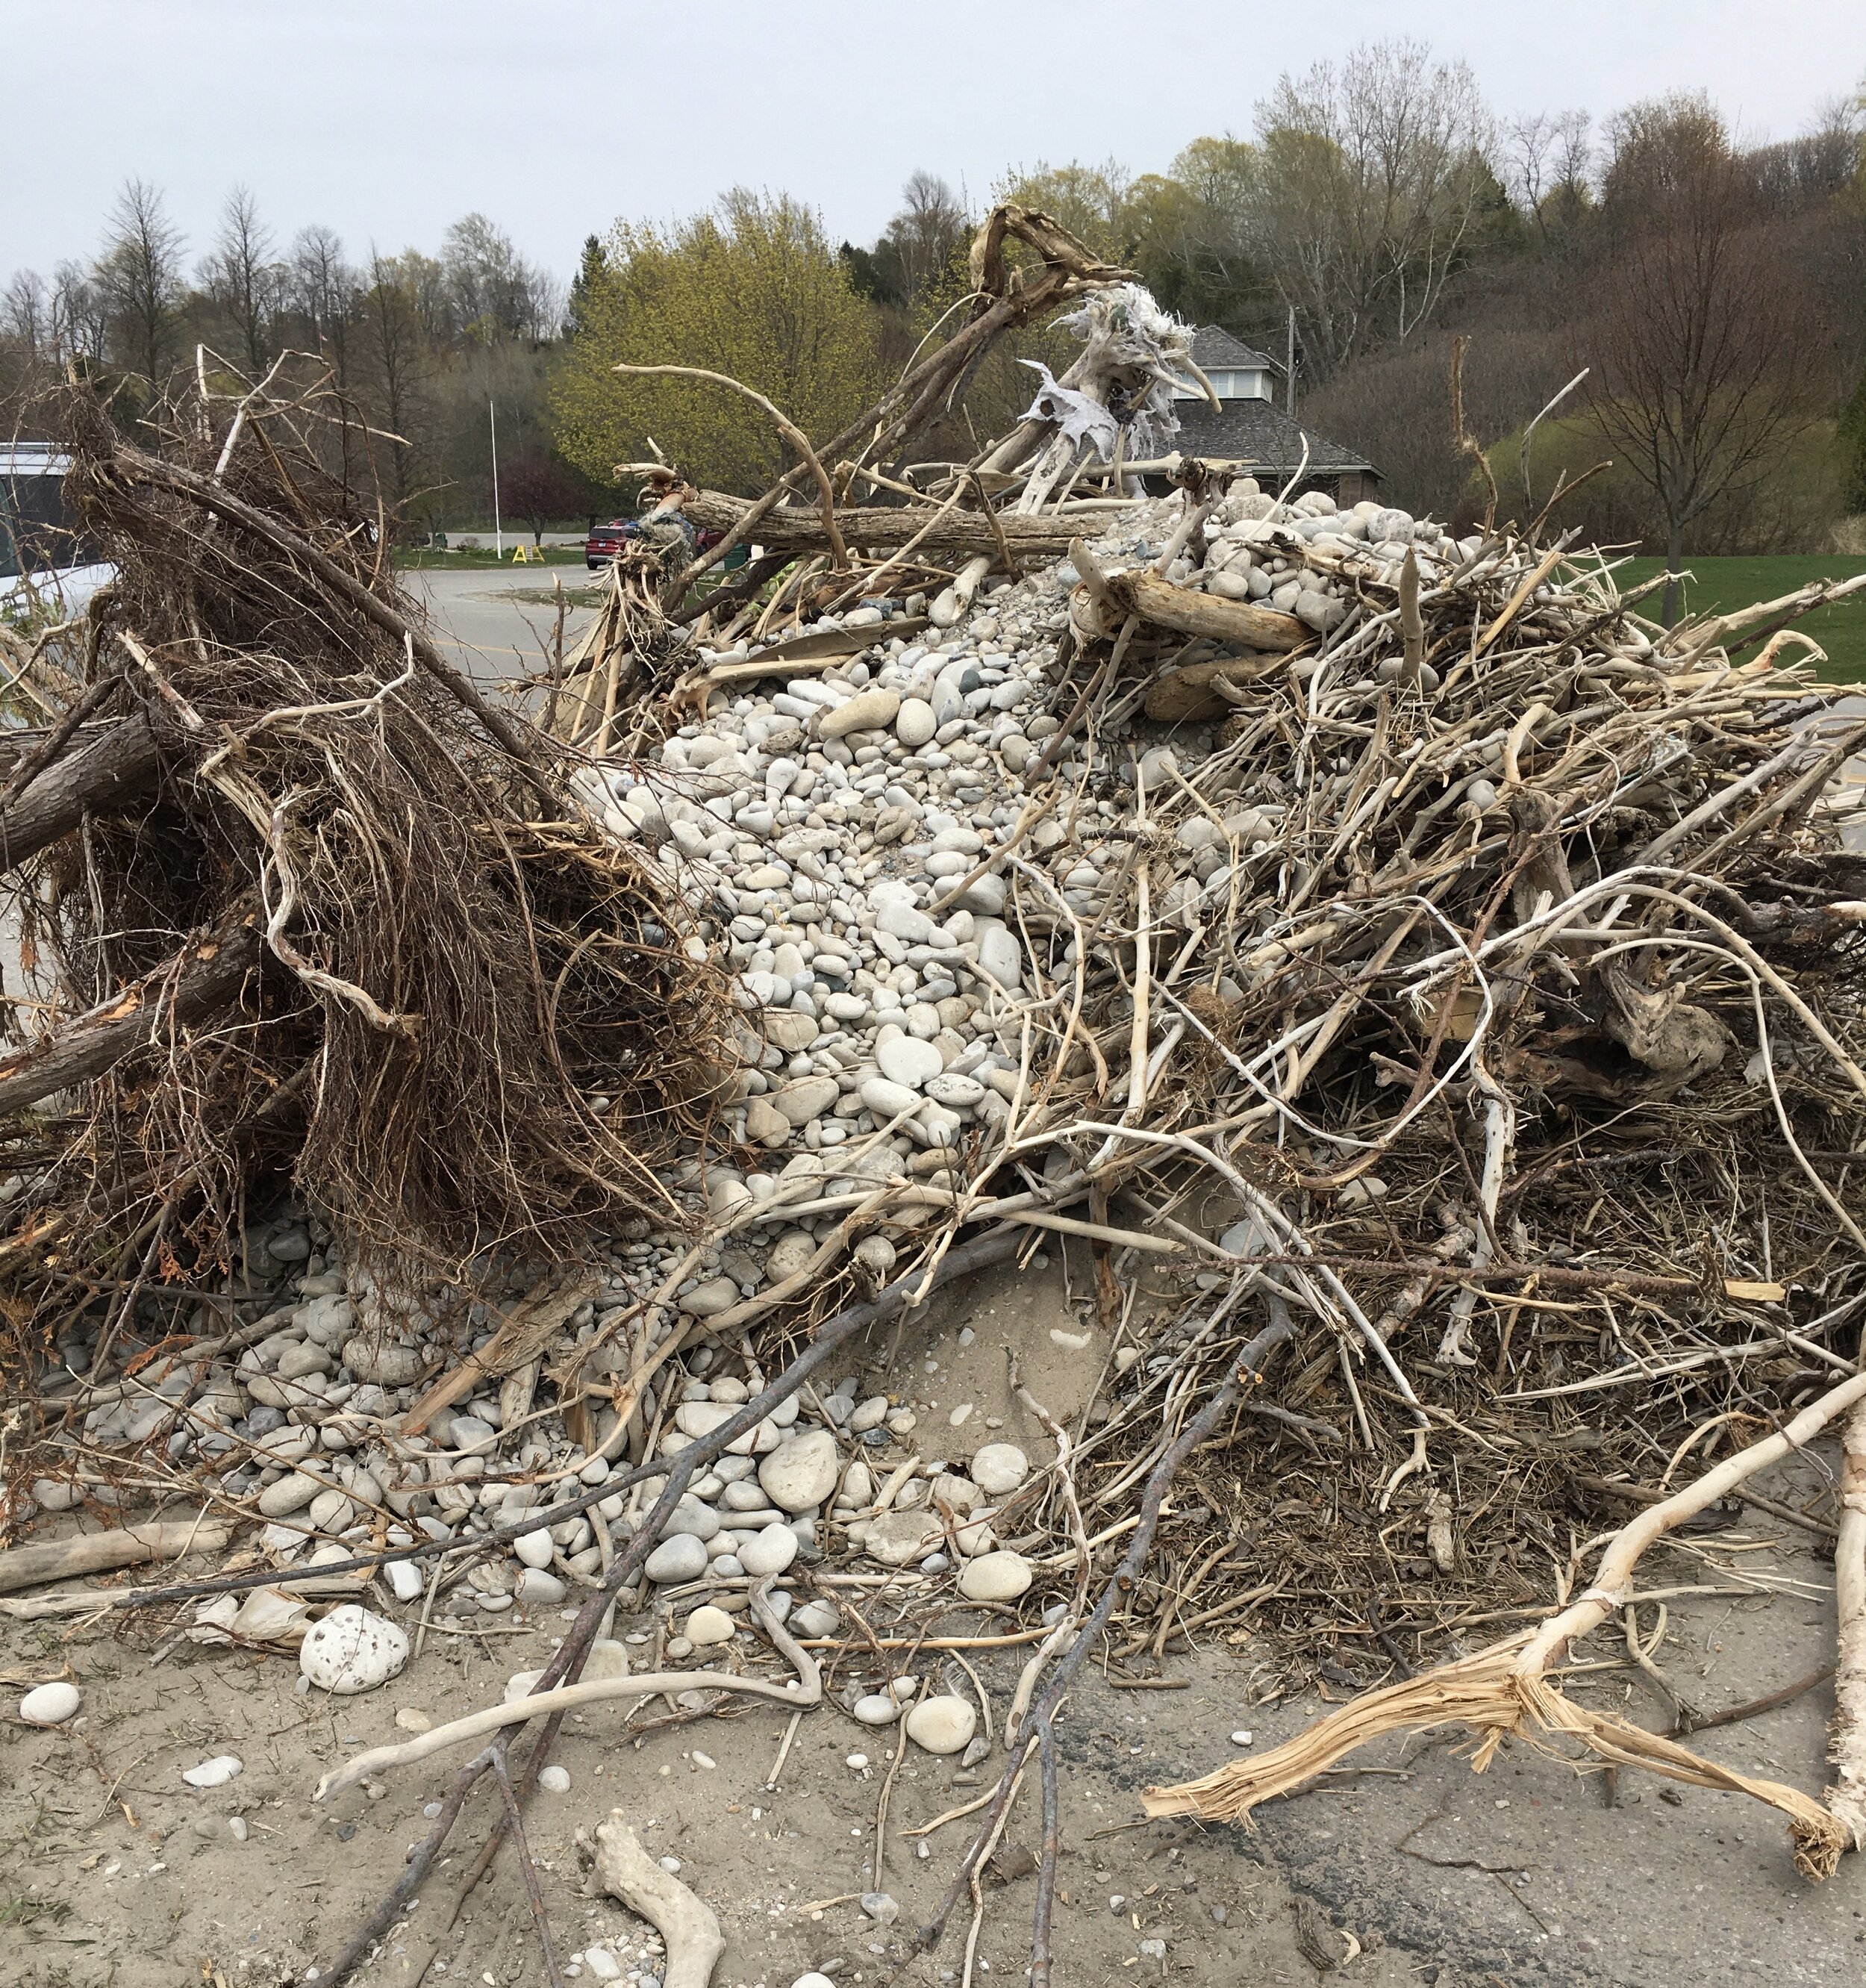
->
[1613,555,1866,682]
[396,544,589,570]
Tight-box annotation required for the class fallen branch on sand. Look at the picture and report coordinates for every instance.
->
[1142,1368,1866,1878]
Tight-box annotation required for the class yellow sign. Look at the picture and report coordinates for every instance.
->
[511,543,543,564]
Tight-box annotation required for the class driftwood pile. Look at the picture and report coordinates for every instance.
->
[7,205,1866,1984]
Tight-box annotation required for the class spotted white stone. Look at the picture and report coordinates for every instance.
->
[299,1605,409,1695]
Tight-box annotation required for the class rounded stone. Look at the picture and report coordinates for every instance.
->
[957,1550,1033,1603]
[258,1471,322,1519]
[905,1694,976,1755]
[181,1754,243,1788]
[684,1604,735,1646]
[514,1568,566,1607]
[669,1495,723,1542]
[861,1508,943,1566]
[764,1009,820,1052]
[768,1231,817,1278]
[895,699,937,749]
[852,1694,900,1726]
[19,1681,80,1726]
[791,1599,841,1638]
[926,1071,985,1109]
[643,1533,710,1583]
[680,1277,740,1318]
[675,1400,735,1439]
[758,1428,840,1513]
[739,1520,799,1576]
[514,1527,555,1569]
[341,1337,421,1387]
[876,1034,943,1088]
[859,1075,920,1120]
[744,1097,790,1146]
[537,1763,572,1794]
[774,1076,840,1127]
[967,1443,1029,1497]
[299,1605,410,1694]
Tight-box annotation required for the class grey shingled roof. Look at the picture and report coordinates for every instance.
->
[1170,396,1376,479]
[1187,325,1279,373]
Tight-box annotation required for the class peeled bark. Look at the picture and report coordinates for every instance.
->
[0,914,259,1118]
[0,712,162,871]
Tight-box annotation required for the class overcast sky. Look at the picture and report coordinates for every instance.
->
[7,0,1862,284]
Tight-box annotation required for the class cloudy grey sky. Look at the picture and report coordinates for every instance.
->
[8,0,1862,284]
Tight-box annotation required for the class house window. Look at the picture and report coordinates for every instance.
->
[1176,369,1270,403]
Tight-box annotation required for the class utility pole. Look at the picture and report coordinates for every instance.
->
[1285,305,1296,419]
[489,399,503,558]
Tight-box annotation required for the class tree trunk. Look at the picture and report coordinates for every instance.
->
[1662,518,1685,630]
[0,914,259,1118]
[0,712,163,872]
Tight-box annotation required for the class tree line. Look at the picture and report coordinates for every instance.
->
[6,39,1865,564]
[0,182,592,537]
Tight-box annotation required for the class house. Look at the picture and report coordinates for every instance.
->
[1164,326,1380,505]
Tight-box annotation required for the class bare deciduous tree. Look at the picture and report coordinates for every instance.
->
[289,224,356,383]
[1,270,49,358]
[200,186,283,374]
[96,178,184,386]
[52,261,110,367]
[442,214,557,343]
[358,248,428,505]
[1502,109,1594,248]
[1244,38,1494,378]
[877,172,970,307]
[1580,99,1818,622]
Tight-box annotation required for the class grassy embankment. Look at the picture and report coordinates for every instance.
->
[396,545,589,570]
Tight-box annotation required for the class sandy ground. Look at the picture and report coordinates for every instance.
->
[6,1259,1865,1987]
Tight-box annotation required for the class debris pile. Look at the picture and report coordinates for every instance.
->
[7,206,1866,1984]
[0,384,731,1304]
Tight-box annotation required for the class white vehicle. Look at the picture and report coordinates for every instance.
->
[1,442,113,619]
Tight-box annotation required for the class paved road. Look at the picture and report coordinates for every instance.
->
[402,564,600,695]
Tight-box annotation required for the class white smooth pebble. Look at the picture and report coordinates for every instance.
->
[182,1754,243,1789]
[905,1695,977,1755]
[19,1682,80,1726]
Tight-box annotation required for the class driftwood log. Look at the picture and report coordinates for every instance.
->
[0,711,163,869]
[0,1516,234,1594]
[679,491,1085,565]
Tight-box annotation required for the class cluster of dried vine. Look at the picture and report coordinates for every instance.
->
[0,382,733,1344]
[6,203,1866,1984]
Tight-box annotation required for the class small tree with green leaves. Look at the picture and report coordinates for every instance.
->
[551,190,883,494]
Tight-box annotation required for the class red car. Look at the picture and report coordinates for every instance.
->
[584,519,745,570]
[584,519,634,568]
